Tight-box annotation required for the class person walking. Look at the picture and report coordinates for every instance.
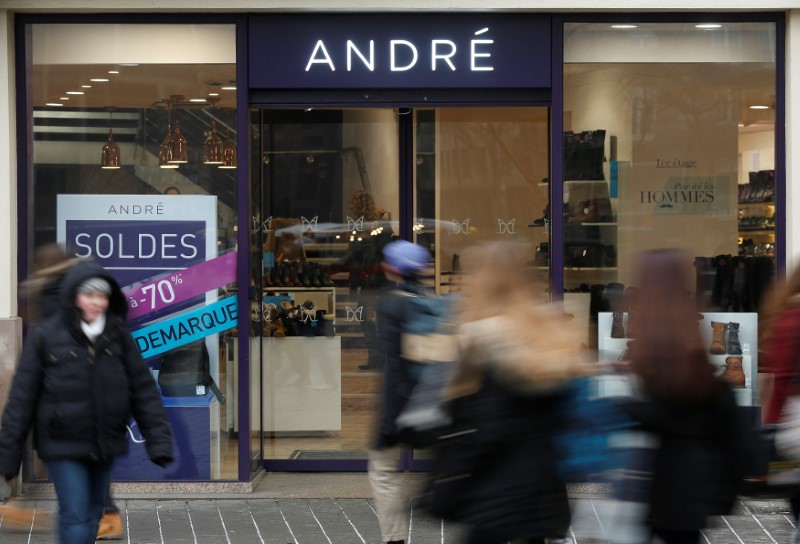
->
[621,249,745,544]
[367,239,433,544]
[0,260,174,544]
[759,264,800,535]
[423,242,583,544]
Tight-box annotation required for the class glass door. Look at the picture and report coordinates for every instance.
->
[252,106,549,470]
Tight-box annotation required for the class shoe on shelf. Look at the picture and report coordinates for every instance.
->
[720,356,746,388]
[727,322,743,355]
[709,321,727,355]
[97,511,124,540]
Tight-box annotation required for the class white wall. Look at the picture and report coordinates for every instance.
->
[0,10,16,318]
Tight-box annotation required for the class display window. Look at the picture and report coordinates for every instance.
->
[562,21,778,403]
[23,23,240,480]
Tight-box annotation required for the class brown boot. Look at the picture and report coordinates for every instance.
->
[709,321,727,354]
[720,356,746,388]
[97,511,124,540]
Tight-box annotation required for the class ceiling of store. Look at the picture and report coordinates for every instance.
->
[31,64,238,110]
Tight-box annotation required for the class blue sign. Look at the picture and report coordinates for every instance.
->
[249,14,551,89]
[132,295,238,359]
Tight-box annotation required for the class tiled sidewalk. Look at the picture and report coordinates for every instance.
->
[0,497,796,544]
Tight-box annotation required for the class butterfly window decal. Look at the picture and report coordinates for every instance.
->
[347,216,365,232]
[450,218,471,235]
[301,216,319,232]
[497,218,516,235]
[345,306,364,322]
[301,305,318,324]
[263,216,273,232]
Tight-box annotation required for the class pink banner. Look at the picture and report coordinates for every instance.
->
[123,251,237,320]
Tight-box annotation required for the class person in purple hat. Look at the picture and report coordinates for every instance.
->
[367,239,432,544]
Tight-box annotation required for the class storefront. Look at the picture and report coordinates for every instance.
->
[0,7,785,485]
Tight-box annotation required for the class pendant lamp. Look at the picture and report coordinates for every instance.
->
[169,119,189,164]
[203,120,223,165]
[219,129,237,169]
[101,107,121,169]
[159,105,178,169]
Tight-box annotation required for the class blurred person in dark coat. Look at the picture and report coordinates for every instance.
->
[368,239,433,544]
[622,249,744,544]
[424,242,583,544]
[0,261,173,544]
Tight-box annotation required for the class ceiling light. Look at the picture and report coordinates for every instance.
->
[90,78,110,82]
[118,63,139,67]
[208,92,219,97]
[108,70,120,74]
[695,24,722,29]
[189,98,207,103]
[66,91,84,95]
[169,119,189,164]
[221,85,237,91]
[611,24,638,29]
[81,85,92,89]
[59,97,69,101]
[749,105,770,110]
[46,103,64,107]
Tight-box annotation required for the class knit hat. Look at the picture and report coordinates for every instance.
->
[382,240,431,276]
[77,277,111,296]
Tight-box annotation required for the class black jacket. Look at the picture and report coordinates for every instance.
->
[372,279,428,449]
[0,261,173,476]
[621,382,743,531]
[424,372,571,541]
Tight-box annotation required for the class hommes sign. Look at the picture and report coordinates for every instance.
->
[249,14,551,89]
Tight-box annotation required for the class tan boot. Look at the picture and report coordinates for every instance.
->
[721,356,746,388]
[709,321,727,354]
[97,511,124,540]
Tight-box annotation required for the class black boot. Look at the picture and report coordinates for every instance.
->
[727,322,742,354]
[610,311,625,338]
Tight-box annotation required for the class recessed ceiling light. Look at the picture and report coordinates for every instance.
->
[749,105,770,110]
[189,98,207,103]
[208,92,219,96]
[118,63,139,67]
[46,103,64,107]
[221,85,237,91]
[738,123,745,127]
[59,97,69,101]
[90,78,110,82]
[66,91,84,95]
[696,24,722,29]
[108,70,120,74]
[81,85,92,88]
[611,24,638,29]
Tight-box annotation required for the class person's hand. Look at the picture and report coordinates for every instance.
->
[151,456,173,468]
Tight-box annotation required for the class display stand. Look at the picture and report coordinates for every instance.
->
[113,392,220,480]
[230,336,342,432]
[597,312,759,405]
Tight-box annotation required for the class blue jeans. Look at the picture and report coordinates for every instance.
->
[46,459,113,544]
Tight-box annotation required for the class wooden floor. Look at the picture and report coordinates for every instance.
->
[218,346,379,477]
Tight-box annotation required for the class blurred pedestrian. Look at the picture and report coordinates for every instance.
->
[424,242,583,544]
[0,261,174,544]
[622,249,744,544]
[759,264,800,530]
[368,240,433,544]
[18,245,125,539]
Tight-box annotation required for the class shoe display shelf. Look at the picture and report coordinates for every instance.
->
[738,170,775,257]
[597,312,759,406]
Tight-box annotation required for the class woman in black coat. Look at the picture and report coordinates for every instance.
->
[621,250,744,544]
[0,260,174,544]
[424,242,584,544]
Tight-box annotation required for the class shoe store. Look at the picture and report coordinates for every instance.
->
[0,5,787,485]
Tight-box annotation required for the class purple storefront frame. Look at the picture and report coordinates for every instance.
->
[14,10,786,478]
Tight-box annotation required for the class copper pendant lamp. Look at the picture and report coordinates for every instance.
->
[169,119,189,164]
[101,107,121,169]
[203,120,223,165]
[159,104,178,169]
[219,129,237,169]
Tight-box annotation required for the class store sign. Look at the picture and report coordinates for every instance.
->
[57,195,217,287]
[249,14,551,89]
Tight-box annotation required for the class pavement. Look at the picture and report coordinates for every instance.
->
[0,473,797,543]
